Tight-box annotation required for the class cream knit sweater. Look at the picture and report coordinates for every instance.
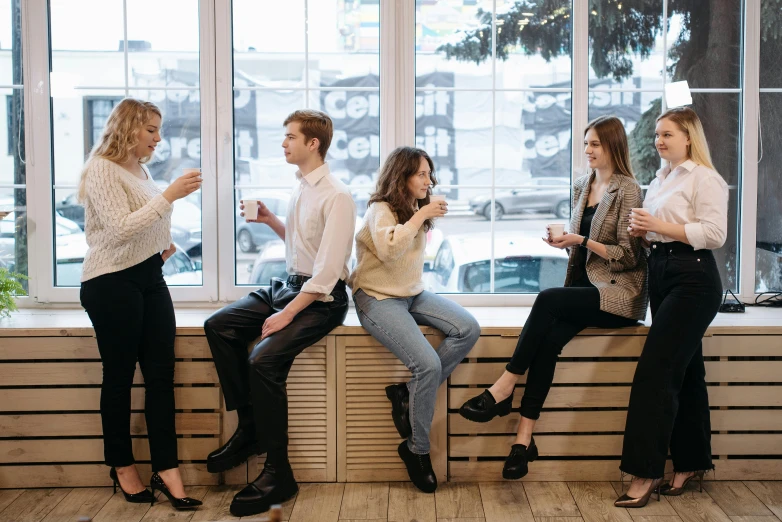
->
[80,157,173,282]
[348,202,426,300]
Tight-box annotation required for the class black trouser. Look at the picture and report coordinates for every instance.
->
[204,277,348,464]
[507,284,638,420]
[620,241,722,478]
[80,254,178,472]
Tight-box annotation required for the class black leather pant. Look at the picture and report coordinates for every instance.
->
[204,278,348,462]
[620,242,722,478]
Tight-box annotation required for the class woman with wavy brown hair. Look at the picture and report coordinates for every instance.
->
[347,146,481,493]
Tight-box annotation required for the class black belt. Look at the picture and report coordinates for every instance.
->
[286,274,311,286]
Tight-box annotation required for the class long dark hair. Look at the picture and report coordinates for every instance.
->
[584,116,635,178]
[368,146,437,231]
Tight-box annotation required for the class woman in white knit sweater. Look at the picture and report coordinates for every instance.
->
[78,99,202,510]
[348,146,480,493]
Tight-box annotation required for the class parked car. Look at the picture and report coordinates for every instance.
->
[424,232,568,293]
[469,177,571,220]
[236,191,290,253]
[55,192,84,229]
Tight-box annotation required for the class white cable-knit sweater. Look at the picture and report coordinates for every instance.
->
[80,157,173,282]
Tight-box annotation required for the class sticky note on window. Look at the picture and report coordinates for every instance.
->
[665,80,692,108]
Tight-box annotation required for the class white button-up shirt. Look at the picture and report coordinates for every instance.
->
[285,163,357,301]
[643,159,729,250]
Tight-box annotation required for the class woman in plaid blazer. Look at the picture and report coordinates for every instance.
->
[459,116,648,480]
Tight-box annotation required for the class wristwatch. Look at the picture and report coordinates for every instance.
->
[581,235,589,248]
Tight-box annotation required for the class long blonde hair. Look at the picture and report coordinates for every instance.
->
[657,107,715,170]
[78,98,162,202]
[584,116,635,178]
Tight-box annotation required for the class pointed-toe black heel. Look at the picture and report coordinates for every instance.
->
[502,436,538,480]
[659,470,706,496]
[459,389,513,423]
[614,477,664,508]
[149,472,202,510]
[109,467,154,503]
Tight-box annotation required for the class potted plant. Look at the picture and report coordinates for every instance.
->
[0,267,27,319]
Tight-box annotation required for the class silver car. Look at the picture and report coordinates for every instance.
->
[469,177,571,220]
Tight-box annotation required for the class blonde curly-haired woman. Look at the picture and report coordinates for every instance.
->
[78,98,202,510]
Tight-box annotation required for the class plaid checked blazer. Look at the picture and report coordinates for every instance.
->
[564,173,649,321]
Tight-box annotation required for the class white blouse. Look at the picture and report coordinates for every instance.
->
[643,159,729,251]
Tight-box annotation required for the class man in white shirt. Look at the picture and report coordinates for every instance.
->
[203,110,356,517]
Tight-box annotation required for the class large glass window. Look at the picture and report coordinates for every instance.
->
[588,0,743,291]
[756,0,782,293]
[49,0,203,287]
[231,0,380,285]
[417,0,573,294]
[0,0,27,292]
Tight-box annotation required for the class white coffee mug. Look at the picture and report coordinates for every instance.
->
[548,223,565,239]
[182,167,201,176]
[429,194,446,203]
[243,200,259,221]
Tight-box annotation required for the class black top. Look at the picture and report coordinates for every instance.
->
[571,203,598,288]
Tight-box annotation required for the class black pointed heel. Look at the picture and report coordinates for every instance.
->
[149,472,202,510]
[459,389,514,423]
[109,467,154,503]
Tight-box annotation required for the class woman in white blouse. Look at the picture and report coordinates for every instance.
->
[615,107,728,507]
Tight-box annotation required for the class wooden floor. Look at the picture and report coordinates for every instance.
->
[1,481,781,522]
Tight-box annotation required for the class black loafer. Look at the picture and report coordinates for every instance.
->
[397,440,437,493]
[459,389,513,423]
[207,426,264,473]
[229,462,298,517]
[502,437,538,480]
[385,383,412,438]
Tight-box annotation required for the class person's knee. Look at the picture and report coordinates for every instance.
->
[462,317,481,346]
[417,353,442,381]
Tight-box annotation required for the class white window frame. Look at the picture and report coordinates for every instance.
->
[23,0,219,305]
[11,0,770,307]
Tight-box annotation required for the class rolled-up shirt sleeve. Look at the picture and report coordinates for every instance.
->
[301,191,357,299]
[684,175,729,250]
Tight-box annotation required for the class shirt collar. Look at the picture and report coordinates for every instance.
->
[656,159,698,180]
[295,162,330,186]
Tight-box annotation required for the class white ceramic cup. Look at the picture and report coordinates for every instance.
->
[182,167,201,176]
[243,200,259,221]
[548,223,565,239]
[429,194,446,203]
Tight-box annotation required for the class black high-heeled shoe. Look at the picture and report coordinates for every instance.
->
[149,472,203,510]
[614,477,664,508]
[109,467,154,503]
[659,470,706,496]
[459,389,513,423]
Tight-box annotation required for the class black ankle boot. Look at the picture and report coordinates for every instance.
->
[397,440,437,493]
[502,436,538,480]
[385,383,412,438]
[206,425,264,473]
[229,461,299,517]
[459,389,513,423]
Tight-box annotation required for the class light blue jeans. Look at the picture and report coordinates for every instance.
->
[353,289,480,454]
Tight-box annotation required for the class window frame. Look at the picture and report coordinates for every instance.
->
[13,0,767,307]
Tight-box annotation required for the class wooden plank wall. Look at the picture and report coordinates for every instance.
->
[336,334,447,483]
[0,335,334,488]
[447,333,782,481]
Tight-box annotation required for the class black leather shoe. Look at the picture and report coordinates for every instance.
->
[385,383,412,438]
[149,472,202,510]
[502,437,538,480]
[397,440,437,493]
[206,426,264,473]
[229,462,299,517]
[459,389,513,423]
[109,467,154,503]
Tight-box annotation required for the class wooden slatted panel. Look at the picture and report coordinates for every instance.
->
[448,333,782,481]
[0,413,220,437]
[0,336,214,360]
[2,361,219,385]
[0,387,222,412]
[246,341,335,483]
[336,335,447,482]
